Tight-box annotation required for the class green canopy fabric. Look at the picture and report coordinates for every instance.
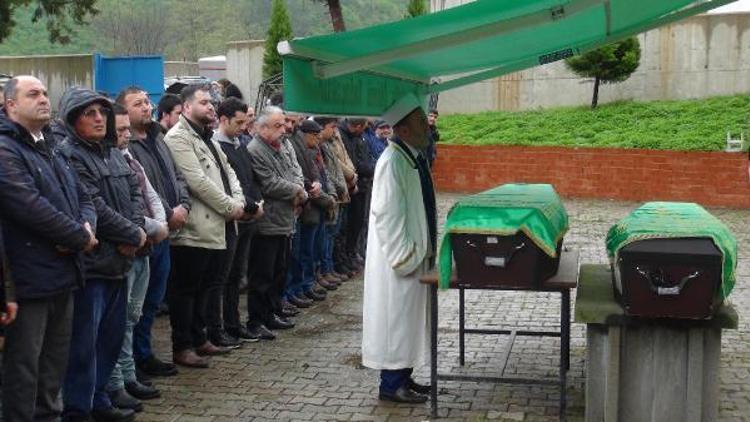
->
[280,0,735,115]
[606,202,738,299]
[438,184,569,289]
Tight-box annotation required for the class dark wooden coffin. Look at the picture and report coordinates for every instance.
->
[451,232,563,289]
[613,238,723,319]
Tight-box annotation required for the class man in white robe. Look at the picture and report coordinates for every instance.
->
[361,94,437,404]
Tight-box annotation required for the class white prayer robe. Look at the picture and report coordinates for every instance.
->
[361,141,432,370]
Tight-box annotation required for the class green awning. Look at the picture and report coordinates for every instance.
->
[279,0,735,115]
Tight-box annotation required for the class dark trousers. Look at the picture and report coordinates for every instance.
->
[2,290,73,422]
[224,223,258,334]
[380,368,413,394]
[346,192,366,253]
[63,279,127,416]
[334,204,349,270]
[247,234,289,325]
[133,239,171,363]
[206,223,238,337]
[169,246,224,352]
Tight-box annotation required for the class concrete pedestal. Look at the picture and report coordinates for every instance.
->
[575,265,738,422]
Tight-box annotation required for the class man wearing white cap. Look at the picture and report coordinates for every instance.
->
[361,93,437,403]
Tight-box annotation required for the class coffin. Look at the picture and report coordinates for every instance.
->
[439,184,568,289]
[606,202,737,319]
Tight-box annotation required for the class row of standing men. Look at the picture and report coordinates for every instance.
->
[0,76,440,421]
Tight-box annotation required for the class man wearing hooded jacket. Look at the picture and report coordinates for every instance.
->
[58,87,146,422]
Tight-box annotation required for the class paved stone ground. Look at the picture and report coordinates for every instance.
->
[134,194,750,421]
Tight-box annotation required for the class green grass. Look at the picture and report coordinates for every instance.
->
[439,95,750,151]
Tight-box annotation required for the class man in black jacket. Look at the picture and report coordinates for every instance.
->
[0,76,98,422]
[117,87,190,379]
[338,118,374,269]
[214,98,265,343]
[58,87,146,422]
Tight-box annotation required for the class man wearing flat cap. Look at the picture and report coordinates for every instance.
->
[361,93,437,404]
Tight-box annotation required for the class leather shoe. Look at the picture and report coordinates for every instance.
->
[173,349,210,368]
[289,294,313,308]
[228,326,260,343]
[247,322,275,340]
[407,378,431,395]
[125,380,161,400]
[91,406,135,422]
[209,331,242,349]
[378,385,428,404]
[333,272,349,282]
[304,289,326,302]
[266,313,295,330]
[196,341,232,356]
[317,278,338,291]
[108,389,142,412]
[137,355,178,377]
[135,368,153,386]
[280,300,301,317]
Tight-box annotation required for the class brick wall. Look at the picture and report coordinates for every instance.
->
[432,145,750,208]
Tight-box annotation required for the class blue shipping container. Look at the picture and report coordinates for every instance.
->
[93,53,164,106]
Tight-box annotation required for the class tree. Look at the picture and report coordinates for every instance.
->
[264,0,293,78]
[406,0,428,18]
[312,0,345,32]
[0,0,98,44]
[91,0,168,55]
[565,37,641,108]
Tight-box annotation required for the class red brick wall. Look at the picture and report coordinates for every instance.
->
[432,145,750,208]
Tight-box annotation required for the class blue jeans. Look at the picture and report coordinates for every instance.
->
[298,218,323,294]
[133,239,170,363]
[285,220,302,300]
[380,368,413,394]
[62,278,127,417]
[321,211,342,274]
[107,257,149,392]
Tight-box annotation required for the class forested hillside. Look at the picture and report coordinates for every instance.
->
[0,0,407,59]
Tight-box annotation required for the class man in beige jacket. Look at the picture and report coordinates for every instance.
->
[164,84,245,368]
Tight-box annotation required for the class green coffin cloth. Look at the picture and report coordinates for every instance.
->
[438,184,569,289]
[605,202,738,299]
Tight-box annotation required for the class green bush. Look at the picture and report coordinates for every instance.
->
[439,95,750,151]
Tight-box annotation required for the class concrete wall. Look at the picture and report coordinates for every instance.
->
[431,0,750,113]
[433,144,750,208]
[226,40,265,108]
[0,54,93,112]
[164,61,199,77]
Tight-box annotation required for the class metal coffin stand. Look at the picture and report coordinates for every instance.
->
[420,249,579,420]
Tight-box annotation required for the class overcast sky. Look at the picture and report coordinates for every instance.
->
[707,0,750,14]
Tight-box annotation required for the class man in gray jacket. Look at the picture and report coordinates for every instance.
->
[246,106,306,339]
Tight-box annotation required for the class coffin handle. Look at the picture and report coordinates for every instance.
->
[465,240,525,268]
[635,266,700,296]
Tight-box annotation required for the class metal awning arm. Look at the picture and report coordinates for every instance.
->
[313,0,604,80]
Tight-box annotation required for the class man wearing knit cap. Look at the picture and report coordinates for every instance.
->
[361,93,437,403]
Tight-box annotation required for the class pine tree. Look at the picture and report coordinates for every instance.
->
[565,37,641,108]
[263,0,293,78]
[406,0,428,18]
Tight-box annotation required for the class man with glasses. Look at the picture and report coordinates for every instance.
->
[58,87,147,422]
[116,87,191,382]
